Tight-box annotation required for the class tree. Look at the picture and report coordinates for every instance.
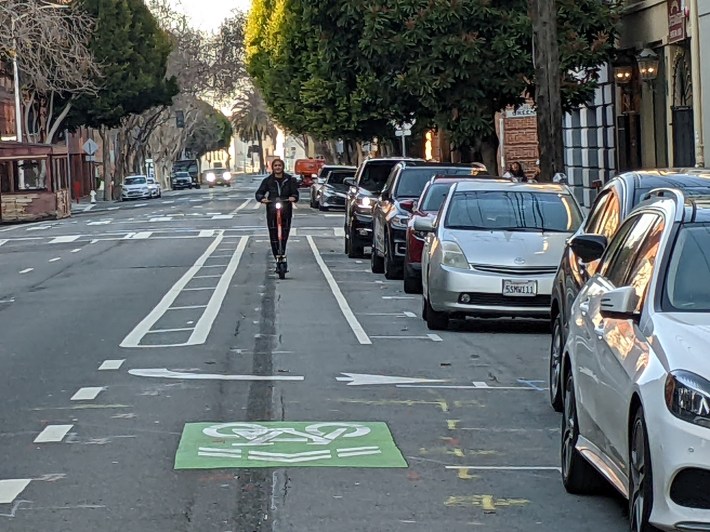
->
[0,0,100,144]
[186,102,233,159]
[231,84,277,173]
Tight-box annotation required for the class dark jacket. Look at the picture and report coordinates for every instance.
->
[255,173,300,203]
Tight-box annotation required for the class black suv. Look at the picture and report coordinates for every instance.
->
[548,168,710,412]
[370,162,483,279]
[344,157,424,258]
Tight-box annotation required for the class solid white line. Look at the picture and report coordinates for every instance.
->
[0,479,32,504]
[182,287,216,291]
[49,257,61,263]
[200,264,228,268]
[188,237,248,345]
[230,199,250,214]
[444,465,561,472]
[0,239,7,247]
[70,387,104,401]
[403,311,416,318]
[49,235,80,244]
[198,230,215,238]
[146,327,194,333]
[370,335,433,340]
[169,305,208,310]
[427,333,443,342]
[19,268,33,274]
[382,296,416,300]
[98,359,125,371]
[473,381,489,388]
[132,232,152,239]
[193,275,221,279]
[34,424,73,443]
[307,235,371,345]
[211,214,233,220]
[337,449,382,457]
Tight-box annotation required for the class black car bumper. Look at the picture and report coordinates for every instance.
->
[350,211,373,245]
[390,226,407,262]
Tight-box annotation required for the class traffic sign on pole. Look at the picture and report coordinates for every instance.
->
[82,139,98,156]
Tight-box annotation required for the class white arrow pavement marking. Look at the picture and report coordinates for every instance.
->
[128,368,304,381]
[336,373,448,386]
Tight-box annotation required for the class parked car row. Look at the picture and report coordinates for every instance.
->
[121,175,162,201]
[317,158,710,532]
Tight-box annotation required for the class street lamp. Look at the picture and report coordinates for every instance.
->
[612,55,634,85]
[636,48,660,82]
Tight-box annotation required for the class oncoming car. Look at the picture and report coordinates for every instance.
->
[203,168,232,187]
[418,180,582,330]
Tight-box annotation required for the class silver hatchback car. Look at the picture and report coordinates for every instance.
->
[417,180,583,330]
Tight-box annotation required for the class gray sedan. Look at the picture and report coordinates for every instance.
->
[417,180,583,330]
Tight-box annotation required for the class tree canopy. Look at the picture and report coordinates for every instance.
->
[246,0,619,168]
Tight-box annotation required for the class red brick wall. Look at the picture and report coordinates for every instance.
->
[501,114,539,178]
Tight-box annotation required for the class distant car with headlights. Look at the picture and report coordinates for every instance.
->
[344,157,424,258]
[318,167,356,210]
[171,171,193,190]
[559,189,710,532]
[121,175,151,201]
[371,161,489,280]
[203,168,232,188]
[146,176,162,198]
[418,180,582,330]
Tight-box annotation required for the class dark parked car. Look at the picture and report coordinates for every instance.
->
[344,157,424,258]
[370,161,485,279]
[171,171,193,190]
[318,168,356,210]
[548,168,710,412]
[310,166,356,208]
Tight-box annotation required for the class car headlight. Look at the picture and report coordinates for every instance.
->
[391,215,409,229]
[441,241,470,270]
[206,172,216,182]
[358,197,372,209]
[665,370,710,428]
[223,172,231,180]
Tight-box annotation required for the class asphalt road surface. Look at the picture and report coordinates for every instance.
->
[0,176,629,531]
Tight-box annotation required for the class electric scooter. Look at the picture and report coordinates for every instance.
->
[274,200,288,279]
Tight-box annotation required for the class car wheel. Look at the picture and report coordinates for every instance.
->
[348,224,364,259]
[561,373,605,494]
[629,408,660,532]
[370,241,384,273]
[421,296,428,320]
[384,236,402,280]
[425,295,448,330]
[158,192,162,198]
[403,270,421,294]
[549,313,564,412]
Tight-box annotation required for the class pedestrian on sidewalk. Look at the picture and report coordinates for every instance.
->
[503,161,527,182]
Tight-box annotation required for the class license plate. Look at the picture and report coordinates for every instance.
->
[502,280,537,297]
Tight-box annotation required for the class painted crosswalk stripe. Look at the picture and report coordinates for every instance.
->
[70,387,104,401]
[49,235,80,244]
[149,217,172,222]
[132,232,152,239]
[19,268,33,274]
[0,479,32,504]
[71,248,82,253]
[49,257,61,263]
[211,214,233,220]
[199,230,215,238]
[87,220,111,226]
[34,424,73,443]
[98,359,125,371]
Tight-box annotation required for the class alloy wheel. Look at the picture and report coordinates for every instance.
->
[561,377,576,480]
[549,317,563,410]
[630,415,649,532]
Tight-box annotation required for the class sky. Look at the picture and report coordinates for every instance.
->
[171,0,251,31]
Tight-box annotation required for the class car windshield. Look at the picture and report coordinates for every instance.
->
[124,176,146,185]
[395,168,476,198]
[359,162,399,192]
[327,172,353,185]
[664,224,710,311]
[420,183,455,211]
[175,173,190,179]
[444,190,582,232]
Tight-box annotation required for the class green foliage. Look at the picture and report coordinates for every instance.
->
[186,103,233,158]
[67,0,178,130]
[247,0,619,150]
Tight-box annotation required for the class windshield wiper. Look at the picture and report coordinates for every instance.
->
[446,225,490,230]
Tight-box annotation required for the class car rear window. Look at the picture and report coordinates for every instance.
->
[395,168,476,198]
[327,172,353,185]
[125,176,146,185]
[445,191,582,232]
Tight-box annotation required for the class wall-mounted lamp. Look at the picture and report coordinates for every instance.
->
[636,48,660,82]
[613,55,634,85]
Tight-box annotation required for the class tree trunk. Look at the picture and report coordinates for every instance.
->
[530,0,564,182]
[258,134,265,173]
[481,133,500,176]
[100,127,111,201]
[438,128,451,162]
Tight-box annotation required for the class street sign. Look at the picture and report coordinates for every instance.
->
[174,421,407,469]
[395,130,412,137]
[85,155,96,162]
[82,139,98,156]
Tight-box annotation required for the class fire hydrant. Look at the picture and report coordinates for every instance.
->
[90,190,97,204]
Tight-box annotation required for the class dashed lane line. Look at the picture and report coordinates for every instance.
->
[48,257,61,263]
[307,236,371,345]
[0,479,32,504]
[70,387,104,401]
[98,359,125,371]
[19,268,33,274]
[49,235,80,244]
[34,425,73,443]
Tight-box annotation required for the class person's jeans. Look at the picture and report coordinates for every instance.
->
[266,210,292,259]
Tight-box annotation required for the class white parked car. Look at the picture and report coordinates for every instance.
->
[561,188,710,531]
[121,175,151,201]
[416,179,582,330]
[146,176,162,198]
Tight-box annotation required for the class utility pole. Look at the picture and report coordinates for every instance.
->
[530,0,565,181]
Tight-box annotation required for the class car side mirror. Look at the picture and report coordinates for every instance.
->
[343,177,355,187]
[569,234,607,263]
[599,286,638,320]
[400,199,415,212]
[413,217,435,233]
